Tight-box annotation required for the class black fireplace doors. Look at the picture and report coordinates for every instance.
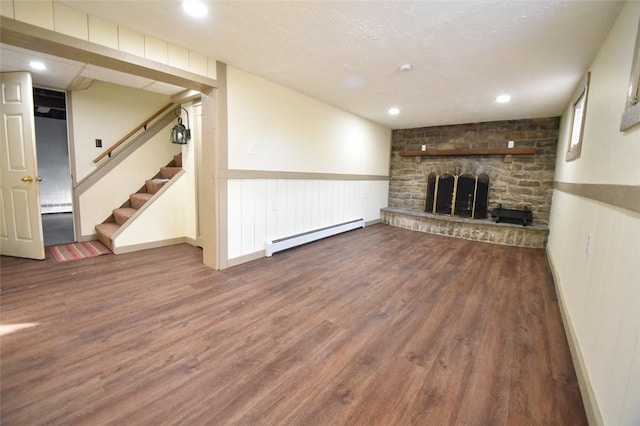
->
[425,172,489,219]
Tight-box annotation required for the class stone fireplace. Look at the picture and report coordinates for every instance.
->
[381,117,560,248]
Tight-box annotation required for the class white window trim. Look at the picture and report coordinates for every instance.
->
[620,19,640,132]
[566,72,590,162]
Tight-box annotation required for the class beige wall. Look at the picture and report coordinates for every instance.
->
[70,81,171,181]
[548,2,640,425]
[227,66,391,175]
[553,6,640,184]
[225,66,391,262]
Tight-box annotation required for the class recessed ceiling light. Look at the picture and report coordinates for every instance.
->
[29,61,46,71]
[399,63,413,72]
[388,107,400,115]
[496,94,511,103]
[182,0,208,18]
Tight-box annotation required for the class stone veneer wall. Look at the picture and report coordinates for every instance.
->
[389,117,560,224]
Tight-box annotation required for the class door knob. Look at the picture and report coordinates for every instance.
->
[21,176,33,183]
[37,176,43,182]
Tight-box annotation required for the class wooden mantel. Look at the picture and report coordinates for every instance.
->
[399,147,536,157]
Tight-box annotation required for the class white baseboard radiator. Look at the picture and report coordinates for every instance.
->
[265,218,365,257]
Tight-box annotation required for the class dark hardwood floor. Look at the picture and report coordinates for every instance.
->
[0,224,586,425]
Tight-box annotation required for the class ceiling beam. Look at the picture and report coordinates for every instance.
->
[0,16,217,93]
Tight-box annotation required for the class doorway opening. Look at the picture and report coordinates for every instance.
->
[34,87,75,246]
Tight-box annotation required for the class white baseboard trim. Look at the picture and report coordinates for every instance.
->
[113,237,194,255]
[228,221,380,269]
[78,234,97,243]
[546,247,603,426]
[185,237,198,246]
[227,250,264,268]
[265,218,365,257]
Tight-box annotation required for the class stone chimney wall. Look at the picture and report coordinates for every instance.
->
[389,117,560,224]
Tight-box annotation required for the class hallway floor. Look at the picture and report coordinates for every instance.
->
[42,212,74,246]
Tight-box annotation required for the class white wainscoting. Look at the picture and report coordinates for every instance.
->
[227,179,389,260]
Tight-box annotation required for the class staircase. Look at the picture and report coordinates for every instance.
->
[95,153,182,252]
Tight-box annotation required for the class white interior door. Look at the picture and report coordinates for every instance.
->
[0,72,45,260]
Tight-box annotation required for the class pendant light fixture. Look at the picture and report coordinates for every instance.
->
[170,107,191,144]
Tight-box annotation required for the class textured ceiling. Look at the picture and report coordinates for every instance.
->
[7,1,626,129]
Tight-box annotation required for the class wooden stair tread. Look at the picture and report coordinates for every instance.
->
[113,207,137,225]
[95,222,120,251]
[95,222,120,234]
[131,192,153,200]
[160,167,182,179]
[145,179,169,194]
[130,192,153,209]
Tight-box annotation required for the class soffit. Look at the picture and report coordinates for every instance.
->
[0,42,185,96]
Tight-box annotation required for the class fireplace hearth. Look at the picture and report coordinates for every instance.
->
[381,207,549,248]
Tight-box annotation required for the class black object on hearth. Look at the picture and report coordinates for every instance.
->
[491,204,533,226]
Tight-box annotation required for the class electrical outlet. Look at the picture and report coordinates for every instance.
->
[421,144,426,151]
[95,139,102,148]
[586,234,592,256]
[248,143,256,155]
[508,140,514,148]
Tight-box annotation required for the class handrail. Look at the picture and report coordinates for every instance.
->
[75,111,176,197]
[93,102,175,163]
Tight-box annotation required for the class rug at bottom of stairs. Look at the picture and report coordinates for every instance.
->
[49,241,111,263]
